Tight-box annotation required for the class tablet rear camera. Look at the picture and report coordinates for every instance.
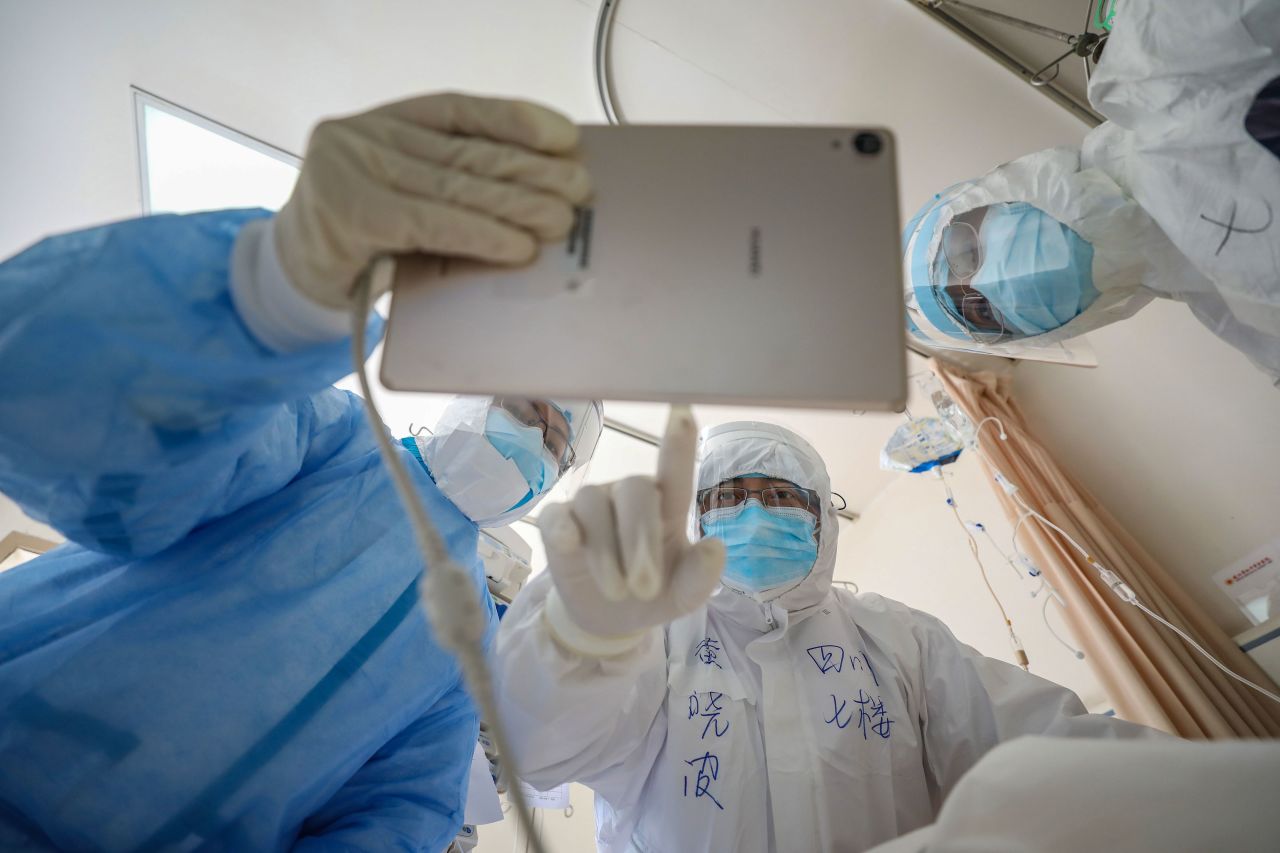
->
[852,133,882,155]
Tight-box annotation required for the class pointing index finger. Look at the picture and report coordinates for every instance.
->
[657,405,699,532]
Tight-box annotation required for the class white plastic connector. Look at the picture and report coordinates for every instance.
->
[993,472,1019,496]
[1019,554,1041,577]
[1099,568,1138,605]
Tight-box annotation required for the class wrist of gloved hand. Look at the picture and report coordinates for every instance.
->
[543,588,653,658]
[230,217,356,352]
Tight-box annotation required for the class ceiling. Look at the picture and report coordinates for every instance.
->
[911,0,1104,124]
[2,0,1089,521]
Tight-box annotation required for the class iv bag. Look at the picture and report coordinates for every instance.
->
[880,417,965,473]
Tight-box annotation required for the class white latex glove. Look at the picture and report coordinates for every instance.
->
[540,406,727,657]
[275,92,591,309]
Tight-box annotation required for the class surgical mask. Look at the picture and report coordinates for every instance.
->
[483,408,558,508]
[964,203,1100,338]
[421,406,560,528]
[700,500,819,597]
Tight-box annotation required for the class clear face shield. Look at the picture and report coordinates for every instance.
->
[523,397,604,504]
[489,397,603,506]
[421,397,603,528]
[929,210,1014,345]
[904,199,1103,358]
[490,398,593,478]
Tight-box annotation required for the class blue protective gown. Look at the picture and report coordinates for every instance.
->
[0,210,497,851]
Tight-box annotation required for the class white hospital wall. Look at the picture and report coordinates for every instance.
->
[1014,300,1280,638]
[838,297,1280,707]
[836,451,1108,710]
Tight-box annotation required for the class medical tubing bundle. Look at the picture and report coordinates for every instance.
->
[350,261,549,853]
[974,524,1026,580]
[971,419,1280,707]
[970,518,1083,660]
[937,471,1029,669]
[976,512,1083,660]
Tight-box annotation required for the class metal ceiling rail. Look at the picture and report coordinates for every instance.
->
[906,0,1104,127]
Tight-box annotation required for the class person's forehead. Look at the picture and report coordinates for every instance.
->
[713,475,800,489]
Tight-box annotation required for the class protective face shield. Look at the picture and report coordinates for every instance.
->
[911,201,1099,344]
[694,422,838,605]
[902,148,1170,363]
[483,407,559,508]
[420,397,603,528]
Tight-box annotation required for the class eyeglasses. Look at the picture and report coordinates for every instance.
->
[931,220,1010,343]
[696,482,821,518]
[944,283,1010,340]
[941,219,982,278]
[494,398,576,472]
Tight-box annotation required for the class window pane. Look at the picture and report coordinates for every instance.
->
[141,102,299,214]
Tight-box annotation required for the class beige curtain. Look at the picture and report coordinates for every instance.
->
[933,359,1280,738]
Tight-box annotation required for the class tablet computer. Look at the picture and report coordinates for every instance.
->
[381,124,906,410]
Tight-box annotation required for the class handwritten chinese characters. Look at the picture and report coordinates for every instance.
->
[689,691,730,739]
[684,688,730,810]
[806,644,880,687]
[808,643,892,740]
[694,637,723,669]
[683,637,731,811]
[683,752,725,810]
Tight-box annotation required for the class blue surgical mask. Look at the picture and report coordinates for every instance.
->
[484,409,558,510]
[700,500,819,595]
[966,203,1100,337]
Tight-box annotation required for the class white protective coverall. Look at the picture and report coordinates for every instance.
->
[865,737,1280,853]
[1083,0,1280,382]
[904,0,1280,381]
[496,422,1156,852]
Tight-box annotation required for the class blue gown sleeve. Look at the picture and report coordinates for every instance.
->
[294,679,479,852]
[0,210,383,558]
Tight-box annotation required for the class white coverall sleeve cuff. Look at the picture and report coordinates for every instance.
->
[230,217,352,352]
[544,589,651,658]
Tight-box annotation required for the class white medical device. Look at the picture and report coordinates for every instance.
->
[381,124,907,411]
[478,527,533,603]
